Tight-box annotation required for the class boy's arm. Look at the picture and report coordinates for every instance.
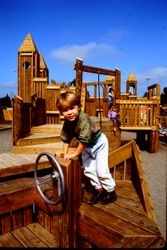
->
[74,141,86,156]
[63,142,70,154]
[62,141,86,160]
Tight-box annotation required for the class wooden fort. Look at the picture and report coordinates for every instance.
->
[11,33,160,154]
[0,33,165,248]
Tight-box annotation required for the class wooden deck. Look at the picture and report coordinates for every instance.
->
[0,131,165,247]
[80,181,164,248]
[0,223,56,247]
[0,153,50,178]
[0,178,164,248]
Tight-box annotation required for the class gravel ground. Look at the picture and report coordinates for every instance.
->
[0,128,166,241]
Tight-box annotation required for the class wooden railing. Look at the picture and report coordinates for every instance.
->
[116,99,160,130]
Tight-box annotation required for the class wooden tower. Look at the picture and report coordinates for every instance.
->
[18,33,49,102]
[126,72,137,95]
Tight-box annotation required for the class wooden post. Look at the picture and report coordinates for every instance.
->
[51,157,82,247]
[136,131,147,150]
[115,69,121,100]
[74,58,83,96]
[148,131,159,153]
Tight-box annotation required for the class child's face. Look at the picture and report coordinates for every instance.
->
[61,105,80,121]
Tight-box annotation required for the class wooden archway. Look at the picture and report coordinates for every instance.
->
[74,58,121,112]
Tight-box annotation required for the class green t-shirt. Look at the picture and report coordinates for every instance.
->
[60,110,102,146]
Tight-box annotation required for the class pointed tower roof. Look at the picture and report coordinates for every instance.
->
[39,53,47,69]
[18,33,38,52]
[127,72,137,82]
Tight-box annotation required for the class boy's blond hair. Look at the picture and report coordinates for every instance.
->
[56,92,81,112]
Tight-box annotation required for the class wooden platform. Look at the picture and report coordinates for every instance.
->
[0,178,164,248]
[0,153,50,178]
[12,124,65,154]
[0,129,165,247]
[0,223,56,247]
[80,181,164,248]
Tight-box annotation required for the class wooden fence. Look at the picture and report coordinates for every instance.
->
[116,99,160,130]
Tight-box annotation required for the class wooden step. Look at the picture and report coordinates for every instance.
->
[12,142,64,154]
[0,153,53,178]
[31,124,62,134]
[0,223,56,247]
[80,180,165,248]
[16,133,61,146]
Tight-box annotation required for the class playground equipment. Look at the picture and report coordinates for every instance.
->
[0,141,165,247]
[0,33,165,248]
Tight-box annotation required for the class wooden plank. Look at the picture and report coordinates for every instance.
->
[120,126,154,130]
[115,180,144,203]
[80,204,154,237]
[108,141,133,168]
[16,133,61,146]
[132,142,157,222]
[27,223,57,247]
[97,202,160,236]
[83,182,146,216]
[79,203,157,248]
[0,232,23,247]
[117,100,159,105]
[12,225,51,247]
[82,180,162,245]
[75,64,116,76]
[12,142,63,154]
[12,209,23,230]
[79,217,122,248]
[0,178,35,215]
[0,153,52,178]
[1,213,12,234]
[23,205,33,226]
[31,124,62,134]
[112,236,157,248]
[3,109,12,121]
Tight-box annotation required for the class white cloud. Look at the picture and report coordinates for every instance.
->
[49,42,118,64]
[149,67,167,79]
[136,67,167,82]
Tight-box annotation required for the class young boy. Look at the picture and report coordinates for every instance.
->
[56,91,117,205]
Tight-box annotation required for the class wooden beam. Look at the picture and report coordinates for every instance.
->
[85,81,111,86]
[80,65,116,76]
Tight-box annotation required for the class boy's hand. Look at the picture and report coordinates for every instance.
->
[63,153,77,160]
[56,152,77,160]
[55,152,65,158]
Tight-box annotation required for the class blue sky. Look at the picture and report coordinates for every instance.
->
[0,0,167,98]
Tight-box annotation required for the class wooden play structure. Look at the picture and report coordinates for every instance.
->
[0,33,165,248]
[0,141,165,248]
[11,33,161,153]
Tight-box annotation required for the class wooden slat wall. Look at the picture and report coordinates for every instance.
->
[33,78,48,99]
[117,100,160,129]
